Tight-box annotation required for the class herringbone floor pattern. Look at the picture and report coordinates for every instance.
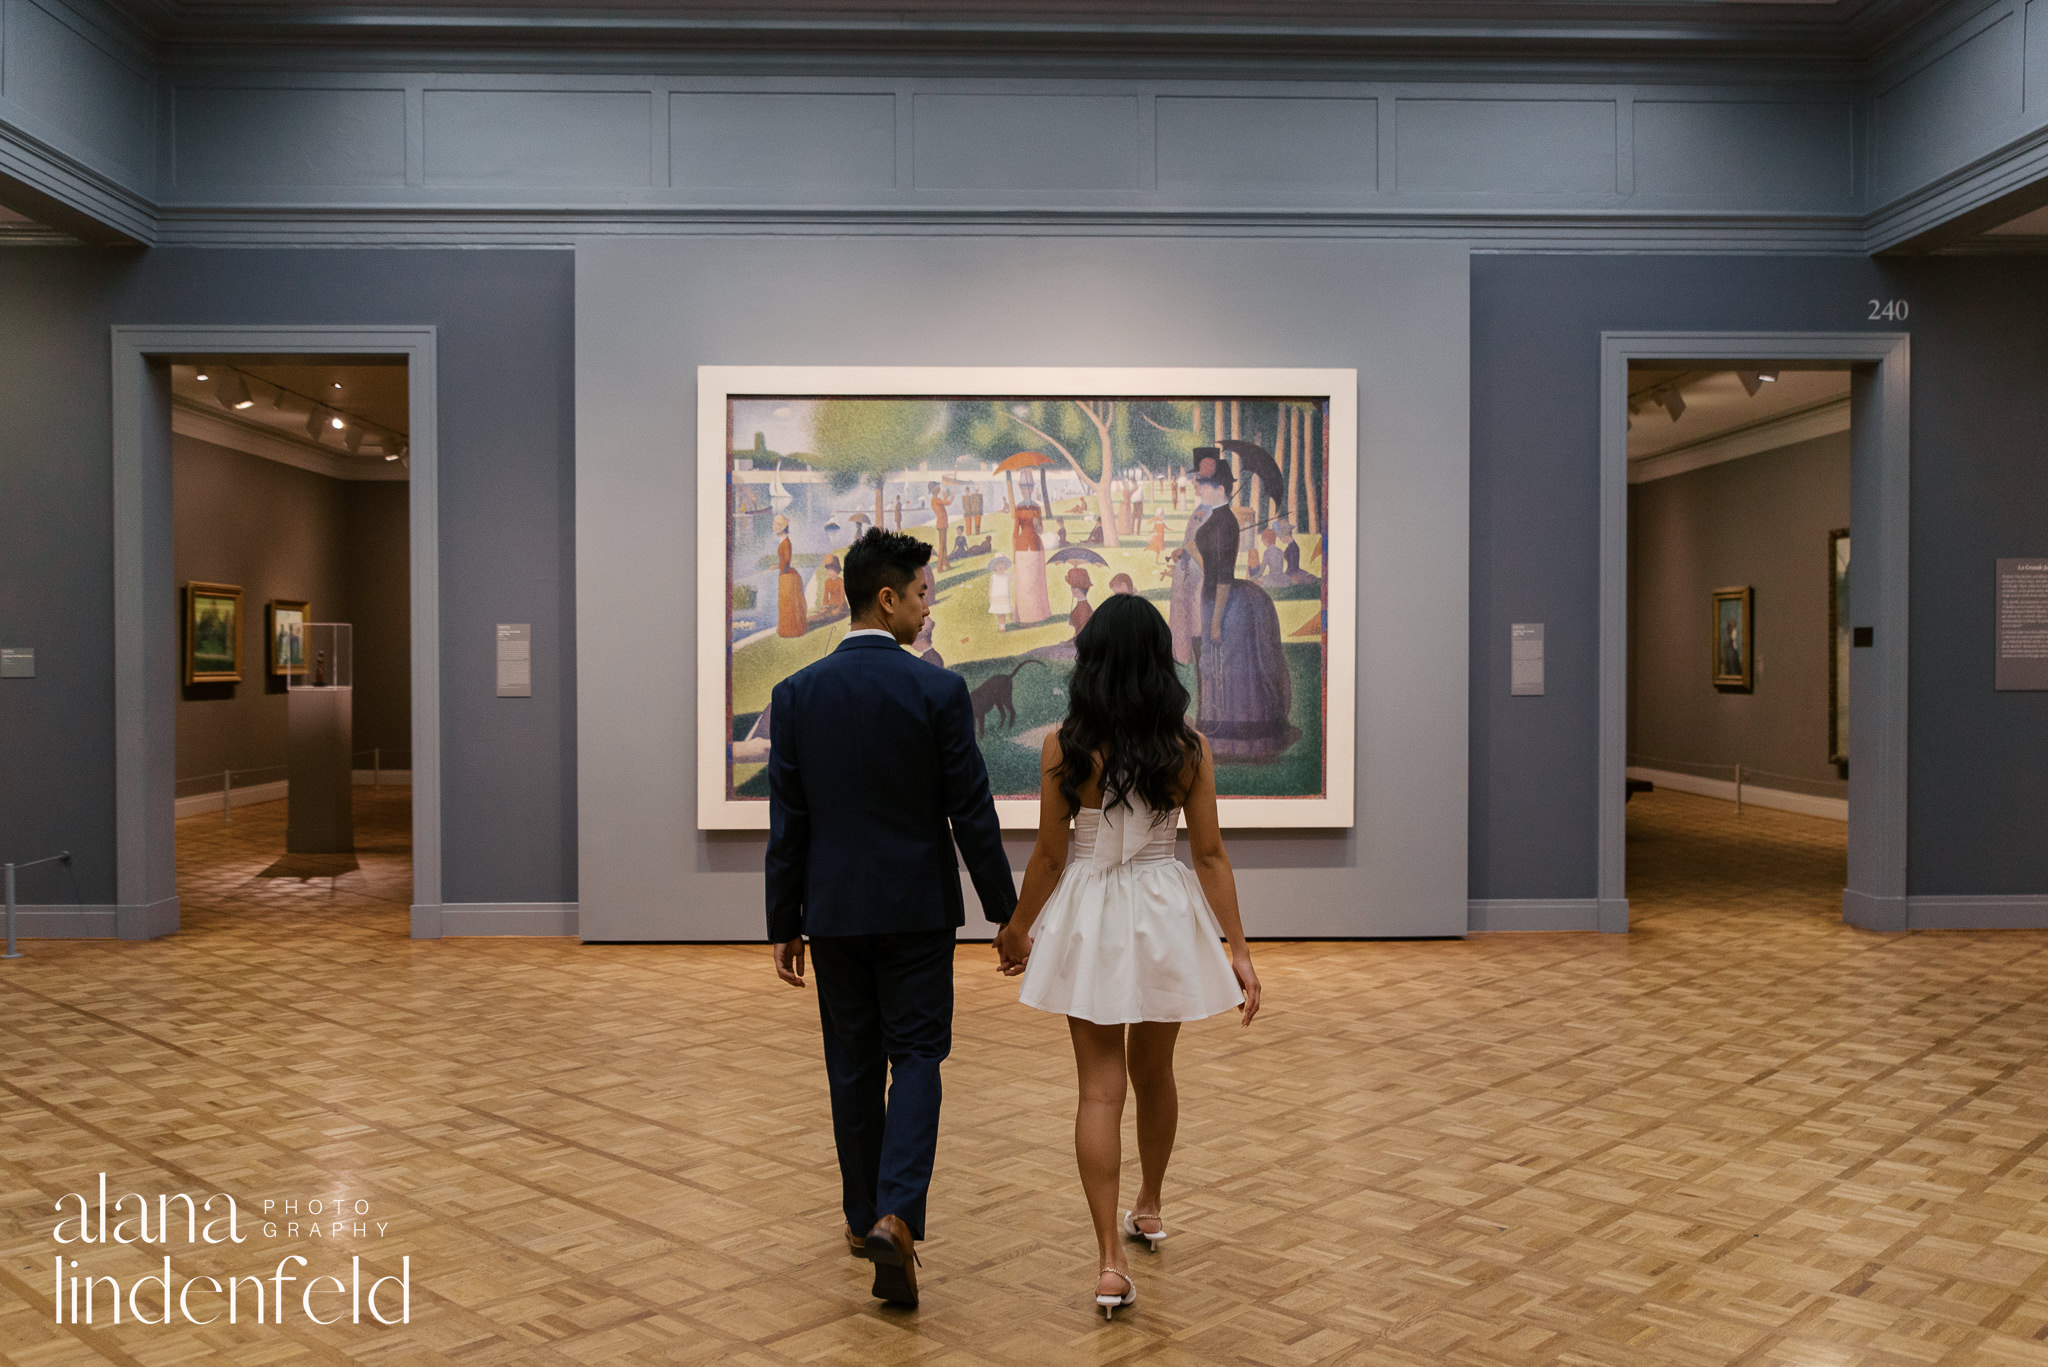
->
[3,789,2048,1365]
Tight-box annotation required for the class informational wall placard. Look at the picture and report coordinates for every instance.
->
[1996,559,2048,691]
[496,623,532,698]
[1510,623,1545,696]
[0,647,32,678]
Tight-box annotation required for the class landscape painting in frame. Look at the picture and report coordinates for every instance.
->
[185,581,243,684]
[696,367,1357,830]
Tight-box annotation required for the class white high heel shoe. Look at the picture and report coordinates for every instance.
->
[1095,1268,1136,1319]
[1121,1210,1167,1250]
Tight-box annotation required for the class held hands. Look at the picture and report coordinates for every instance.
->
[1231,946,1261,1026]
[994,921,1031,976]
[773,936,806,988]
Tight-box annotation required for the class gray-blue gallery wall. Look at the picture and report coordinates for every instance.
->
[1470,254,2048,902]
[0,247,576,907]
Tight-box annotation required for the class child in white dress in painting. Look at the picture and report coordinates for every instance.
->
[996,593,1262,1319]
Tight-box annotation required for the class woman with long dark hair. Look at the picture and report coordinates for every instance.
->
[996,592,1262,1319]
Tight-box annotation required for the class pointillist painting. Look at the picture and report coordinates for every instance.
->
[1829,530,1850,765]
[1711,585,1753,693]
[696,368,1357,829]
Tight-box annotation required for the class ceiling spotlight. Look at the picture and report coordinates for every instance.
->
[1737,371,1763,397]
[1658,389,1686,422]
[216,372,255,410]
[194,367,210,381]
[384,453,400,462]
[332,381,343,390]
[330,414,346,430]
[1759,371,1778,383]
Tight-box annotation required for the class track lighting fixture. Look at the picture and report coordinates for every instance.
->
[216,372,255,410]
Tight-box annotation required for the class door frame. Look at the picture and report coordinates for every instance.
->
[110,325,440,936]
[1598,331,1910,932]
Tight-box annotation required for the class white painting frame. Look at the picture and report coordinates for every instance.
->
[696,365,1358,831]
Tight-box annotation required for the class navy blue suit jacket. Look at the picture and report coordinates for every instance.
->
[765,634,1017,942]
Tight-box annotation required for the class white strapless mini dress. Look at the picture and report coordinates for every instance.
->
[1018,801,1244,1025]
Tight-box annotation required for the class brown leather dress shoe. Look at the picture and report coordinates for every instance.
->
[863,1214,919,1306]
[844,1224,867,1258]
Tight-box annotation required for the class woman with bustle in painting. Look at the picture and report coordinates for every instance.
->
[1011,500,1052,625]
[1185,448,1295,759]
[774,514,807,638]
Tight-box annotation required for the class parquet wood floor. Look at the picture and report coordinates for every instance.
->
[5,789,2048,1366]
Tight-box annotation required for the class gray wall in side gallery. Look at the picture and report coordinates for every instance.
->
[1470,254,2048,901]
[577,236,1471,941]
[0,248,574,907]
[1628,432,1850,800]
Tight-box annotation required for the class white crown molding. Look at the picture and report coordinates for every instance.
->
[172,397,408,481]
[1627,394,1850,484]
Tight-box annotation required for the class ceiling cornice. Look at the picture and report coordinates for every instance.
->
[100,0,1958,63]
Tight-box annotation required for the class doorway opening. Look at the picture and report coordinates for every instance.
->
[171,358,413,924]
[1622,363,1851,920]
[1597,331,1909,934]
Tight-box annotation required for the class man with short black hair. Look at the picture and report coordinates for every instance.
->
[765,527,1018,1308]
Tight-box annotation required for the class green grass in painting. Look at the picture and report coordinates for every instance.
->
[728,517,1327,801]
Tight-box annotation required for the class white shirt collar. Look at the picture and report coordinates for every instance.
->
[844,628,900,643]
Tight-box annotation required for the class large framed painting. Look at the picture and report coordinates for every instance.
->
[696,366,1358,829]
[1711,585,1754,693]
[185,581,243,684]
[1828,529,1849,765]
[268,598,309,678]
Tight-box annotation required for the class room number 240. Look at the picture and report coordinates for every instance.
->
[1868,298,1909,321]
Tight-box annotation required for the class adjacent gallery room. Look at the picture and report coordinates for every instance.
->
[169,359,413,924]
[1625,363,1853,921]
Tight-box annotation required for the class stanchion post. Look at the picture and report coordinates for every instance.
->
[3,862,18,960]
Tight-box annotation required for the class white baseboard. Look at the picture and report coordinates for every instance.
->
[412,903,579,938]
[174,773,409,818]
[174,780,287,819]
[1628,766,1847,822]
[1469,899,1601,933]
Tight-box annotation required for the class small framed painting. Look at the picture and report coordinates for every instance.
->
[1711,585,1753,693]
[268,599,310,677]
[185,581,243,684]
[1828,530,1849,764]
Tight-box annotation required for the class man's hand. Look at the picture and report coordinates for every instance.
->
[994,921,1030,976]
[774,936,807,987]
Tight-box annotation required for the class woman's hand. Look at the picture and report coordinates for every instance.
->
[1231,946,1261,1026]
[995,921,1031,976]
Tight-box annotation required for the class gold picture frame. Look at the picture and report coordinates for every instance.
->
[268,598,310,677]
[185,581,243,684]
[1711,585,1753,693]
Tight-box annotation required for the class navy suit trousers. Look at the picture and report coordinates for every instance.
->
[808,929,955,1241]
